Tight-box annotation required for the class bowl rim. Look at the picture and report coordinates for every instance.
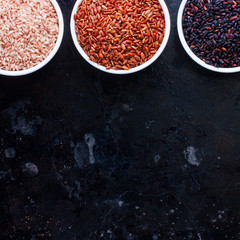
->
[70,0,171,75]
[177,0,240,73]
[0,0,64,77]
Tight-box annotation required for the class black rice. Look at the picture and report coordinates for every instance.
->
[182,0,240,68]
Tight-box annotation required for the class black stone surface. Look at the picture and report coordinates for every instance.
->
[1,0,240,239]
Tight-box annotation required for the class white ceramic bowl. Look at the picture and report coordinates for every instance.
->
[0,0,64,77]
[70,0,171,74]
[177,0,240,73]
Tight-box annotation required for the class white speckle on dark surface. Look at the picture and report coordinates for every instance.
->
[84,133,96,164]
[197,232,202,240]
[169,209,175,214]
[154,155,161,164]
[27,196,35,204]
[152,234,158,240]
[211,218,217,223]
[0,170,8,180]
[145,120,155,129]
[183,146,201,166]
[74,142,84,168]
[218,210,225,220]
[5,148,16,158]
[22,162,39,177]
[122,104,133,112]
[118,200,124,207]
[70,141,74,148]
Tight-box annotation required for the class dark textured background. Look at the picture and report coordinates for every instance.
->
[1,0,240,239]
